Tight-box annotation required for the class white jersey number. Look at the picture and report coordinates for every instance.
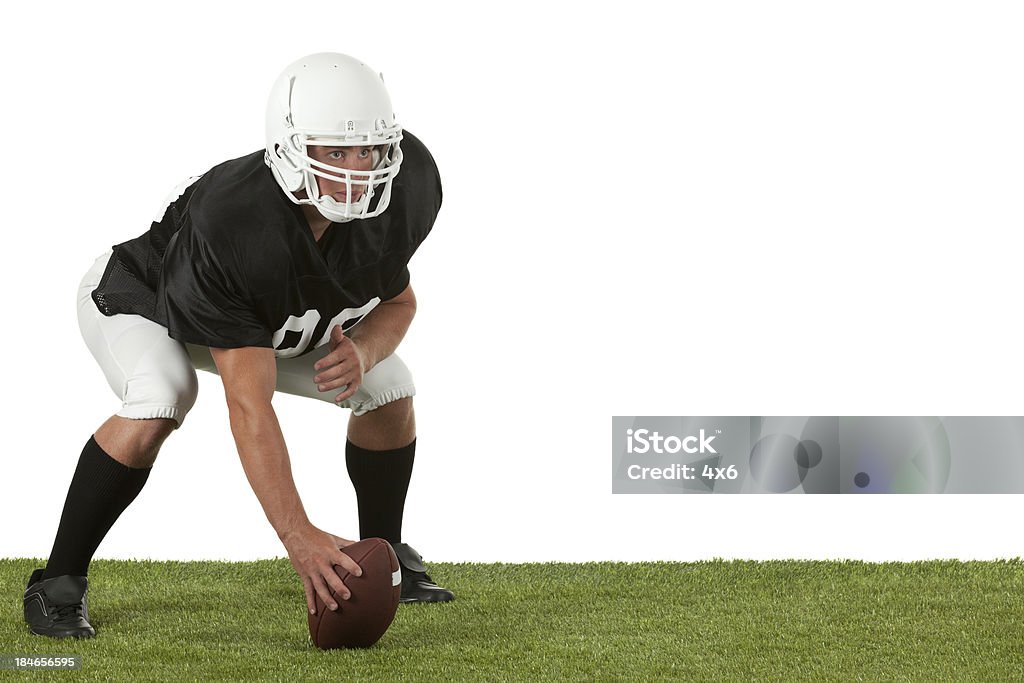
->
[271,298,381,359]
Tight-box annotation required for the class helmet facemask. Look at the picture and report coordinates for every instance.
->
[271,132,403,223]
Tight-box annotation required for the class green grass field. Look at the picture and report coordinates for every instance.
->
[2,557,1022,681]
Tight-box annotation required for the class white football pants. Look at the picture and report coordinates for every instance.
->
[77,250,415,428]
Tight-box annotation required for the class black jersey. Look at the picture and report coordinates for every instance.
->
[91,131,441,358]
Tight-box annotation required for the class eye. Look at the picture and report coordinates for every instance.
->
[328,150,344,160]
[358,148,370,158]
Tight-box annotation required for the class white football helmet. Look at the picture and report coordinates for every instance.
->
[265,53,403,223]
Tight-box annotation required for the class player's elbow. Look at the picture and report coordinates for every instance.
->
[224,391,274,419]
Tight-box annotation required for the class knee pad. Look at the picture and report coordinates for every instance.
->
[119,357,199,428]
[348,354,416,416]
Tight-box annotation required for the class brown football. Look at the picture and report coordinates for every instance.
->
[307,537,402,649]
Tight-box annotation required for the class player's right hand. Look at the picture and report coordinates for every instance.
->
[281,524,363,615]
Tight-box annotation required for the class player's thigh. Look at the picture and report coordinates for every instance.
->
[188,343,415,416]
[78,252,199,427]
[276,347,416,415]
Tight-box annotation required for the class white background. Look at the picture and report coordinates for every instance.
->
[0,1,1020,564]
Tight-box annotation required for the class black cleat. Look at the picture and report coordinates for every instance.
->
[392,542,455,604]
[23,569,96,639]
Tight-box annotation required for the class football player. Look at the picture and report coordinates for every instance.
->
[23,53,453,640]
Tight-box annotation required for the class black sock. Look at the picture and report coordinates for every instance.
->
[345,438,416,543]
[42,435,152,579]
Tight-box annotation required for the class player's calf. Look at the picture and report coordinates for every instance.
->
[94,416,177,468]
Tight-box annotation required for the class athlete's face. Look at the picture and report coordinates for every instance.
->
[307,145,378,203]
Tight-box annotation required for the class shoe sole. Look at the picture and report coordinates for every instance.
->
[29,627,96,639]
[399,595,455,604]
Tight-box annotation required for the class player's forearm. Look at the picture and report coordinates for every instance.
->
[226,401,310,541]
[347,300,416,371]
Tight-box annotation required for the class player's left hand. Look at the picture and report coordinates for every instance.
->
[312,325,368,403]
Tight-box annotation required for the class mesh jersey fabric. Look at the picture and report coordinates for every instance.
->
[91,130,441,357]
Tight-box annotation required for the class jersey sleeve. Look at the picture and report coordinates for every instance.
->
[382,265,410,301]
[375,130,440,302]
[157,224,274,349]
